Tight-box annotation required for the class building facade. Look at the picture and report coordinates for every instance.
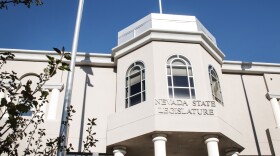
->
[1,13,280,156]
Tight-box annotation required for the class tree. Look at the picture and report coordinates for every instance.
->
[0,0,43,9]
[0,48,98,155]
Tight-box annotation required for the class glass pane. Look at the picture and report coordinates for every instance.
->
[130,66,140,75]
[211,76,217,83]
[167,66,171,75]
[130,94,141,106]
[142,81,145,90]
[142,92,146,101]
[168,76,172,86]
[173,76,188,87]
[191,89,196,99]
[130,82,141,95]
[172,67,187,76]
[135,62,144,67]
[142,70,145,79]
[190,77,194,87]
[174,88,190,99]
[169,88,173,98]
[188,67,193,76]
[172,60,185,65]
[211,70,218,78]
[130,72,141,86]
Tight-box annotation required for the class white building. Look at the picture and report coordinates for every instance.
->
[1,13,280,156]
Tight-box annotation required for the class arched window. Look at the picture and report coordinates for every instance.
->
[208,65,223,104]
[167,55,195,99]
[125,61,146,108]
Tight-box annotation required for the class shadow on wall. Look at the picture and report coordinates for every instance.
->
[266,129,276,156]
[78,53,94,152]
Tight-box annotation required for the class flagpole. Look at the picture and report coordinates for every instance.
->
[159,0,162,14]
[57,0,84,155]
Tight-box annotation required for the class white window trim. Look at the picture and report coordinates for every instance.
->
[125,61,146,108]
[166,54,196,99]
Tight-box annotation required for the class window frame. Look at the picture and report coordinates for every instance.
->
[208,65,223,105]
[166,54,196,99]
[125,61,146,108]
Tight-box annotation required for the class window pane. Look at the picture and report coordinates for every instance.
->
[142,81,145,90]
[142,70,145,79]
[190,77,194,87]
[173,76,188,87]
[191,89,196,99]
[130,82,141,95]
[172,67,187,76]
[167,66,171,75]
[142,92,146,101]
[130,72,141,86]
[173,60,185,65]
[169,88,173,98]
[130,94,141,106]
[168,76,172,86]
[174,88,190,99]
[188,67,193,76]
[130,66,140,75]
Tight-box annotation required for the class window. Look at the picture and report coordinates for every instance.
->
[125,61,146,107]
[208,65,223,104]
[167,55,195,99]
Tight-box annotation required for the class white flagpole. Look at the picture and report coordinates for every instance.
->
[159,0,162,14]
[57,0,84,155]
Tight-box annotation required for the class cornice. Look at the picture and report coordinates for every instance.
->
[222,61,280,74]
[0,48,114,67]
[112,29,225,65]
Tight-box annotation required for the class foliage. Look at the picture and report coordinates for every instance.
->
[0,0,43,9]
[0,48,98,155]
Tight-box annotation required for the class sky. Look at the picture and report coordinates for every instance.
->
[0,0,279,63]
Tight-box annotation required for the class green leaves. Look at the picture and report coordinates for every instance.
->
[0,0,43,9]
[53,48,61,54]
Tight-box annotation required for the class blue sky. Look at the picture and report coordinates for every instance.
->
[0,0,279,63]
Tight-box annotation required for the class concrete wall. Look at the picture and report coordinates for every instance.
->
[1,60,116,154]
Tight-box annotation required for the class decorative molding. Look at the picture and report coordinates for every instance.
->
[112,29,225,65]
[266,93,280,100]
[0,48,114,67]
[222,61,280,74]
[42,83,64,92]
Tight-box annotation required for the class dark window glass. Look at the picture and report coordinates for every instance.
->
[190,77,194,87]
[142,92,146,101]
[167,66,171,75]
[130,82,141,95]
[169,88,173,98]
[130,94,141,106]
[168,76,172,86]
[174,88,189,98]
[173,76,188,87]
[126,61,145,107]
[191,89,195,99]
